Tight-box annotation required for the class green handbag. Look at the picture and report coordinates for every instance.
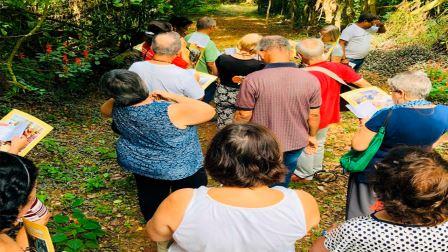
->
[340,109,393,173]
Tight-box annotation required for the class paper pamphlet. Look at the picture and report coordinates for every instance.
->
[133,42,144,52]
[341,86,394,118]
[187,69,217,90]
[23,218,55,252]
[198,72,218,89]
[224,47,237,55]
[187,33,210,48]
[0,109,53,156]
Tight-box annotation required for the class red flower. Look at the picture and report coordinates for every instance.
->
[82,50,89,59]
[62,54,68,64]
[74,57,82,65]
[45,43,52,54]
[18,53,26,59]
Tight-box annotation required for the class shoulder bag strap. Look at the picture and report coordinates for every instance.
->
[303,66,355,90]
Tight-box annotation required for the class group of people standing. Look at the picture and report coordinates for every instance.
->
[1,13,447,252]
[97,13,448,251]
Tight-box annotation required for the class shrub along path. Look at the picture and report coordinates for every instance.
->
[2,4,446,252]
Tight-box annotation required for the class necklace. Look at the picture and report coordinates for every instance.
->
[393,99,432,109]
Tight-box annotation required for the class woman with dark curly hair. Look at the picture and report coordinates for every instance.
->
[0,151,39,251]
[311,146,448,252]
[146,123,320,252]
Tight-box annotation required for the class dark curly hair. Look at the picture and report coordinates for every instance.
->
[0,151,38,231]
[373,147,448,226]
[204,123,287,187]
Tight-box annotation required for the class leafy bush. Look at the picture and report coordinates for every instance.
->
[426,67,448,104]
[51,209,105,252]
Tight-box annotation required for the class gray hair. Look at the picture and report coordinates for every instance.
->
[101,69,149,107]
[296,38,325,60]
[388,71,432,99]
[257,35,291,51]
[197,16,216,30]
[152,32,181,56]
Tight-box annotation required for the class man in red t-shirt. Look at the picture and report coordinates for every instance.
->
[293,38,371,181]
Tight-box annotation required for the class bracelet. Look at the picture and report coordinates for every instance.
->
[321,230,328,237]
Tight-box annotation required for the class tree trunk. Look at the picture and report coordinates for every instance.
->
[266,0,272,22]
[334,1,345,28]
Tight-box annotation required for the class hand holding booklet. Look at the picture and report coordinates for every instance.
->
[0,109,53,156]
[187,69,218,90]
[341,86,394,119]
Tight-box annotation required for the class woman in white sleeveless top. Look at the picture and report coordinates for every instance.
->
[146,123,320,252]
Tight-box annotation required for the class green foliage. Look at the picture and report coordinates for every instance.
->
[1,0,208,95]
[50,208,105,252]
[426,67,448,103]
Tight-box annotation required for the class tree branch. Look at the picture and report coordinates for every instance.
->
[6,4,49,91]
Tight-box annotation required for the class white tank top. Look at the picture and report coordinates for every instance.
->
[169,186,307,252]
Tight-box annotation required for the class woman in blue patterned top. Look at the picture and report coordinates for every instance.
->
[100,69,215,220]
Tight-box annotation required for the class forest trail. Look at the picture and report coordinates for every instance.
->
[1,4,380,252]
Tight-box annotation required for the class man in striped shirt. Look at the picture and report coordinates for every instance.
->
[234,35,321,187]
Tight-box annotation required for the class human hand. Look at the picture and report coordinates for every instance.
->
[341,58,350,65]
[150,90,176,102]
[9,135,29,154]
[32,211,51,226]
[358,118,369,125]
[305,136,318,155]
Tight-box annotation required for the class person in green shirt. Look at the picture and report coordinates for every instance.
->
[186,16,220,102]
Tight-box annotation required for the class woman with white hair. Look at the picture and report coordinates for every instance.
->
[320,25,343,63]
[346,70,448,219]
[214,33,265,128]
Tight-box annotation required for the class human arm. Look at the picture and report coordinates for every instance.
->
[8,136,29,154]
[306,108,321,154]
[234,77,257,123]
[306,79,322,153]
[100,98,114,118]
[352,110,389,151]
[152,91,215,128]
[296,190,320,232]
[146,189,194,242]
[351,124,377,151]
[374,20,386,34]
[183,74,205,100]
[205,42,219,76]
[339,40,349,64]
[207,62,218,76]
[310,237,330,252]
[330,55,342,63]
[234,110,253,123]
[352,78,371,88]
[15,227,29,251]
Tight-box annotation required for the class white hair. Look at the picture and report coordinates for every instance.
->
[388,71,432,99]
[296,38,325,60]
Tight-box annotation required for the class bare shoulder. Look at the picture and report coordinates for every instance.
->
[295,190,318,206]
[164,188,195,207]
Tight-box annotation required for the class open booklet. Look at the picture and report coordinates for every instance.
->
[187,69,218,90]
[341,86,394,119]
[23,218,55,252]
[0,109,53,156]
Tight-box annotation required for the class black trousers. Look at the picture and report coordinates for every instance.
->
[134,168,208,221]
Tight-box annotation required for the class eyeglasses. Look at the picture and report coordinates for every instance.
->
[389,89,402,95]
